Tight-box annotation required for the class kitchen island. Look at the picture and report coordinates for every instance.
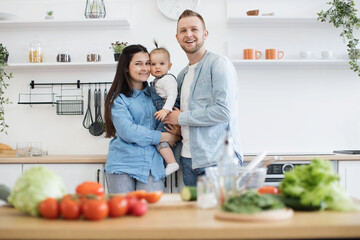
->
[0,194,359,240]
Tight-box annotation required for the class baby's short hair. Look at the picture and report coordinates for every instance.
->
[150,40,171,62]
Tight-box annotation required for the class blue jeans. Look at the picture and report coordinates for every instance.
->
[105,172,164,194]
[180,154,242,187]
[180,156,207,186]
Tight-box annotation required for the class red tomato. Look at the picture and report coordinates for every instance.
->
[257,186,280,195]
[126,190,147,200]
[143,191,163,203]
[125,195,139,215]
[82,199,109,221]
[108,196,128,218]
[39,198,59,219]
[132,201,148,216]
[60,197,81,220]
[76,182,105,197]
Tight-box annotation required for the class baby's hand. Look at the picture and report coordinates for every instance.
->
[154,109,170,121]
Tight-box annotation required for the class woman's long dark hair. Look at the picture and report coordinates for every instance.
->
[104,44,149,138]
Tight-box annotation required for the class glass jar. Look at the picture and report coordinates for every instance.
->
[29,36,43,63]
[56,49,71,62]
[87,52,101,62]
[197,175,218,209]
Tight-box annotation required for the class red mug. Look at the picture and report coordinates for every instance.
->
[243,49,262,60]
[265,49,284,59]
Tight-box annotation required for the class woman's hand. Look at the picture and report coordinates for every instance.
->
[164,124,181,136]
[160,132,180,148]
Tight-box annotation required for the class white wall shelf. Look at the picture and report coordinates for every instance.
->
[227,17,329,28]
[231,59,350,68]
[6,62,117,71]
[0,18,130,30]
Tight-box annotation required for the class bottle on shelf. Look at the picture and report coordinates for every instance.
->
[29,36,43,63]
[217,127,239,206]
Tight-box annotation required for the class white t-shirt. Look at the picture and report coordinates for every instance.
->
[154,74,178,111]
[180,63,198,158]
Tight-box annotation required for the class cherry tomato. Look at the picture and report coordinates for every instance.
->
[257,186,280,195]
[125,195,139,215]
[126,190,147,200]
[76,182,105,197]
[82,199,109,221]
[60,197,81,220]
[39,198,59,219]
[132,201,148,216]
[108,196,128,218]
[143,191,163,203]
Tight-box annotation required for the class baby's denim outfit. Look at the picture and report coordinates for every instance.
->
[149,73,180,150]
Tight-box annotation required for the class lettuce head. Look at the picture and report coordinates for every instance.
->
[8,166,66,216]
[279,158,359,211]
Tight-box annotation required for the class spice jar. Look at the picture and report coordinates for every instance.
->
[29,36,43,63]
[87,52,101,62]
[57,49,71,62]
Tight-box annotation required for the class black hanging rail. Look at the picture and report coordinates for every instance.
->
[30,80,113,89]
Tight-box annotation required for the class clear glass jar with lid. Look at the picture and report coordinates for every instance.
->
[29,36,43,63]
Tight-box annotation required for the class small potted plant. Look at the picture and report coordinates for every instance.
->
[0,43,13,134]
[45,11,54,20]
[110,41,128,61]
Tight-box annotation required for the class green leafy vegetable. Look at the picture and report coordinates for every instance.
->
[279,158,359,211]
[222,190,285,214]
[8,166,66,216]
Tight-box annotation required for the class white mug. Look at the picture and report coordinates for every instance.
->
[321,51,333,59]
[299,51,312,59]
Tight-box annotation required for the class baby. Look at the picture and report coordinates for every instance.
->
[149,42,180,176]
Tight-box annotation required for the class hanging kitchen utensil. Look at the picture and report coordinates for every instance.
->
[89,85,104,136]
[82,87,93,129]
[96,85,104,126]
[104,84,107,102]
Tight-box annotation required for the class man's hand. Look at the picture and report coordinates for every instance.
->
[163,107,181,125]
[164,124,181,136]
[154,109,169,121]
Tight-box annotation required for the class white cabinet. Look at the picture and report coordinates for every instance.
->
[0,164,22,205]
[338,161,360,199]
[23,164,104,194]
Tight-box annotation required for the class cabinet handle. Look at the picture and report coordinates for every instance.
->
[175,171,178,188]
[164,176,167,188]
[97,169,100,183]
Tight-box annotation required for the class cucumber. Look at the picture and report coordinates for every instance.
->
[0,184,11,203]
[180,186,197,201]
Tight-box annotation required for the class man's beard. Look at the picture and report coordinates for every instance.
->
[182,39,204,54]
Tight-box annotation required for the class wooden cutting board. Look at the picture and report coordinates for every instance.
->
[148,194,196,209]
[214,208,294,222]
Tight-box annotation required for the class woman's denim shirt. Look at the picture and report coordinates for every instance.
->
[177,51,243,169]
[105,86,165,183]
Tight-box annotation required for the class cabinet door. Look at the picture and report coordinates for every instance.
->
[338,161,360,199]
[23,164,104,194]
[0,164,22,205]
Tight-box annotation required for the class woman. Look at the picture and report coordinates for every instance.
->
[104,44,178,193]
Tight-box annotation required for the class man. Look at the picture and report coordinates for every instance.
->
[164,10,242,186]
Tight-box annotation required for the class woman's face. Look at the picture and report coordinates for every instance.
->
[128,52,150,90]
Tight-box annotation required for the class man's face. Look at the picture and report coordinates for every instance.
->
[176,16,208,54]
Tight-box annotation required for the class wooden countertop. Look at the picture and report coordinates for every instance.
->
[0,154,360,164]
[0,195,360,240]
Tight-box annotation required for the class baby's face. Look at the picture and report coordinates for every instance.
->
[150,52,171,77]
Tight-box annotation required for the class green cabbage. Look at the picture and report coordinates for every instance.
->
[279,159,359,211]
[8,166,66,216]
